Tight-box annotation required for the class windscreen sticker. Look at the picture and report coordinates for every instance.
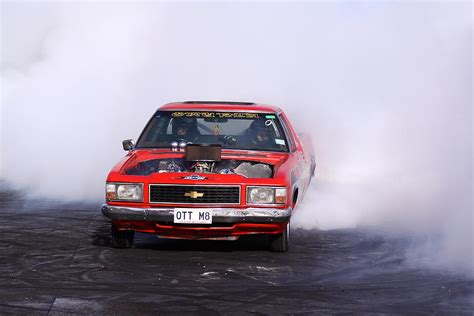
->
[172,112,260,119]
[265,115,276,119]
[275,139,286,145]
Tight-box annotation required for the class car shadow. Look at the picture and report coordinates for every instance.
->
[91,221,271,252]
[135,233,271,252]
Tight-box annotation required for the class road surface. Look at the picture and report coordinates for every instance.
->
[0,189,472,315]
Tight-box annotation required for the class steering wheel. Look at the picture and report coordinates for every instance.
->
[218,135,237,145]
[172,138,188,144]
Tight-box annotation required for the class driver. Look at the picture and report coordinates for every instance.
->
[171,117,200,142]
[248,119,275,148]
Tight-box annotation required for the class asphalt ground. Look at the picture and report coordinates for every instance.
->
[0,189,472,315]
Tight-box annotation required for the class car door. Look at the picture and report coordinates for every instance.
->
[277,112,309,205]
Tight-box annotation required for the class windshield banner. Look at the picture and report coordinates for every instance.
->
[171,112,260,119]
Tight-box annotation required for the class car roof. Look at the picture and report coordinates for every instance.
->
[159,101,282,113]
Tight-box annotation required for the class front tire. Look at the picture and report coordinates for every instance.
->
[269,222,289,252]
[111,224,134,248]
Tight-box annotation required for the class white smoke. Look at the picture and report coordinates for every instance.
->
[1,2,472,274]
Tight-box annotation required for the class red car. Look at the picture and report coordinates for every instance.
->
[102,101,315,252]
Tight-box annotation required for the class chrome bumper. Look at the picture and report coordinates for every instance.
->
[101,205,291,223]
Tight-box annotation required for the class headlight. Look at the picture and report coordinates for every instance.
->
[106,183,143,201]
[247,186,287,205]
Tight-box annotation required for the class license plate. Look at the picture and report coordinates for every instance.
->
[173,209,212,224]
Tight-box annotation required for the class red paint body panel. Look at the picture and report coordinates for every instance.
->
[159,102,281,113]
[105,102,315,240]
[114,220,287,239]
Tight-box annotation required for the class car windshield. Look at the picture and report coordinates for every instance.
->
[136,111,289,152]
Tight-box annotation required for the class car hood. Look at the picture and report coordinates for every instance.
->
[113,148,289,180]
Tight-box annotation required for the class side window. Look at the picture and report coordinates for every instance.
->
[278,114,296,152]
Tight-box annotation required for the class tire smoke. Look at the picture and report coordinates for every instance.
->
[1,2,472,274]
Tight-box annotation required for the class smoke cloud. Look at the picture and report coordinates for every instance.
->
[1,2,472,274]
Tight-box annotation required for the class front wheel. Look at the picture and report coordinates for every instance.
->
[111,224,134,248]
[269,222,290,252]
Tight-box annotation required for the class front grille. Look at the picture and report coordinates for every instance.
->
[149,185,240,204]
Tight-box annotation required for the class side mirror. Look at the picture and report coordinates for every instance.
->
[122,139,135,151]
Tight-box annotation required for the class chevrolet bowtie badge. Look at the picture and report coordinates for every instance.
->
[184,191,204,199]
[183,175,207,180]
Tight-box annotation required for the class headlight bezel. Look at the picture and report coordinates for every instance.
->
[246,186,287,206]
[106,182,144,202]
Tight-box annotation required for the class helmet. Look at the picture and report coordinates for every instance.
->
[172,117,198,139]
[249,119,274,144]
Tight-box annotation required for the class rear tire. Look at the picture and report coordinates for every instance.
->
[111,224,134,248]
[269,222,289,252]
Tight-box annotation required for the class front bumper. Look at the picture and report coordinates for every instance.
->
[101,205,291,223]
